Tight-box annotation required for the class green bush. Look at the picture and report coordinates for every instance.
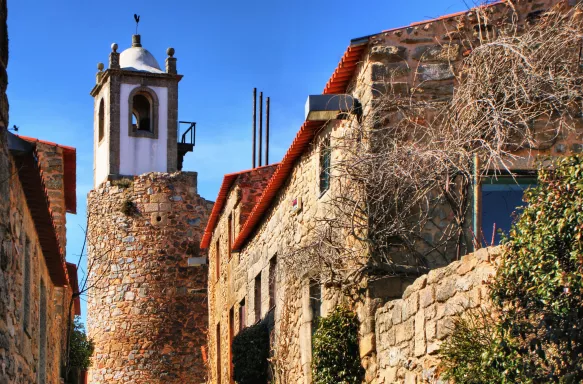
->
[312,306,364,384]
[69,316,95,370]
[440,156,583,383]
[232,321,269,384]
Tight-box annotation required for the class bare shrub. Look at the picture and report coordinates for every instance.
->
[282,2,583,292]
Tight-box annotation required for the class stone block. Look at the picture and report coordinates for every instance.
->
[414,310,426,357]
[402,292,419,321]
[425,320,436,341]
[403,275,427,299]
[395,317,415,343]
[419,286,435,308]
[149,193,168,203]
[435,279,456,303]
[417,63,455,82]
[436,317,454,340]
[412,44,460,62]
[370,45,408,62]
[392,301,403,325]
[150,212,168,227]
[360,333,376,358]
[159,202,172,212]
[143,203,159,213]
[405,372,417,384]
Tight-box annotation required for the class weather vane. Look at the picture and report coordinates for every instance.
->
[134,14,140,35]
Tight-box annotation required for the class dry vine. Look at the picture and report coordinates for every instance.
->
[282,2,583,292]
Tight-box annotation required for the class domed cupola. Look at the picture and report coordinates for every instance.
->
[119,35,163,73]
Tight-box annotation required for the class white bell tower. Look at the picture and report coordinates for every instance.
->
[90,34,193,188]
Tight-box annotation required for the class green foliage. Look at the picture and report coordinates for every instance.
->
[312,306,364,384]
[120,199,135,216]
[111,178,132,189]
[232,321,269,384]
[492,155,583,382]
[69,317,95,370]
[440,156,583,383]
[439,309,523,383]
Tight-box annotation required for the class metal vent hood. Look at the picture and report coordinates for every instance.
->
[305,94,356,121]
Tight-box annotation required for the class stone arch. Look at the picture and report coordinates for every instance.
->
[128,86,159,139]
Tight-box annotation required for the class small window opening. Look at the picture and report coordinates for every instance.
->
[319,136,331,195]
[480,176,536,246]
[228,214,233,257]
[309,280,322,336]
[269,256,277,309]
[254,273,262,322]
[239,298,246,331]
[132,93,152,132]
[215,239,221,281]
[98,99,105,142]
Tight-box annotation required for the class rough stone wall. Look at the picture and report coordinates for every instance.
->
[375,246,500,383]
[86,172,213,384]
[206,165,278,384]
[206,1,581,383]
[0,159,73,384]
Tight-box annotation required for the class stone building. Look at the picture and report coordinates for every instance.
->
[0,3,81,381]
[0,132,81,384]
[86,34,213,383]
[203,0,581,383]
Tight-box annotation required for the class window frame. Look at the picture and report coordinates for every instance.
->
[98,98,105,144]
[319,136,331,196]
[127,86,159,139]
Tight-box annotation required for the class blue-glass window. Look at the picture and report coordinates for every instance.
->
[480,176,536,245]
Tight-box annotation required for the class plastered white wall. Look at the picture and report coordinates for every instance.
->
[94,85,110,188]
[119,83,168,177]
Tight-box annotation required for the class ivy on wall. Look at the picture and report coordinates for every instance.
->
[232,321,269,384]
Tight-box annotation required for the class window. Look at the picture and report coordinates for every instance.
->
[228,214,232,257]
[216,323,221,384]
[128,86,159,138]
[254,273,262,322]
[309,280,322,335]
[480,175,535,246]
[319,136,331,195]
[23,237,31,333]
[239,298,246,331]
[132,93,152,132]
[215,239,220,281]
[269,256,277,309]
[98,99,105,142]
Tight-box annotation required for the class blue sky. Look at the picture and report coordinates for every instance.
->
[7,0,471,320]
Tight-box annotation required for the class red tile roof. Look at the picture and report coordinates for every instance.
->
[16,135,77,214]
[66,262,82,316]
[201,164,279,249]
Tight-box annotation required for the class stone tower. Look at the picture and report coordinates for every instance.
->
[86,34,213,384]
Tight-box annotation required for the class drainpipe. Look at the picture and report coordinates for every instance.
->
[472,153,482,250]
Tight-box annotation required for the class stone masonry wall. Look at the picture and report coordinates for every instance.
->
[1,158,73,384]
[375,246,501,383]
[87,172,213,384]
[206,1,575,383]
